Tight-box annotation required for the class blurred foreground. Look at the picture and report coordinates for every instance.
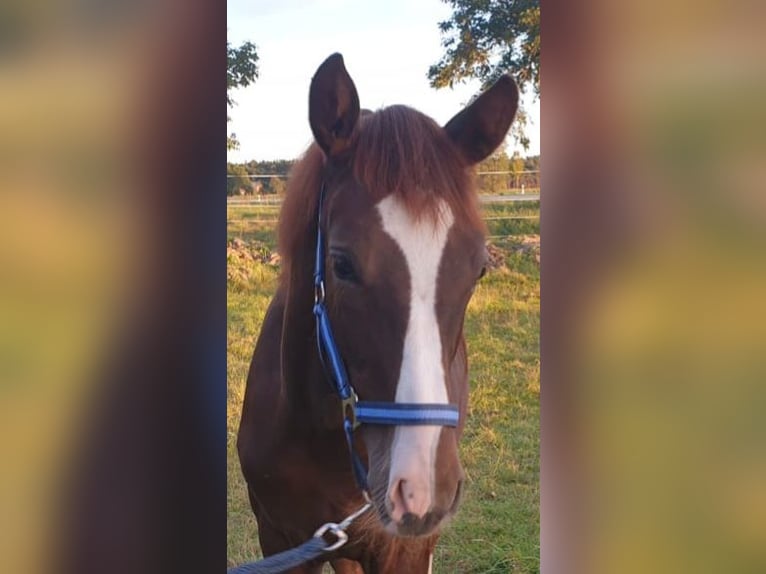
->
[1,2,224,573]
[543,1,766,572]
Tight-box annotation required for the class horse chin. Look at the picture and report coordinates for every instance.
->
[385,514,445,538]
[371,491,460,539]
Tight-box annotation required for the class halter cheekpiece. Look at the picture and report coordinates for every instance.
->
[312,182,460,492]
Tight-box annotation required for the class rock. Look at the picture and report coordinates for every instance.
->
[485,243,506,269]
[510,235,541,264]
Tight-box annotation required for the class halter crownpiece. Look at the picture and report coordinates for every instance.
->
[311,182,460,490]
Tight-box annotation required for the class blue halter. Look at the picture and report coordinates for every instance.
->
[312,182,460,492]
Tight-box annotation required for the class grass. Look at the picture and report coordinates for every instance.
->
[481,201,540,238]
[227,203,540,573]
[227,204,281,249]
[227,200,540,246]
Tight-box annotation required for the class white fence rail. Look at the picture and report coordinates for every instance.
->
[227,170,540,197]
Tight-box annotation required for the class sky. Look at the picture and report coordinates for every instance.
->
[227,0,540,163]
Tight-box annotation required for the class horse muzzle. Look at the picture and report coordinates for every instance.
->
[382,478,463,537]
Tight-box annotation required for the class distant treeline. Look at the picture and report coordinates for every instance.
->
[227,152,539,196]
[476,152,539,194]
[227,159,294,196]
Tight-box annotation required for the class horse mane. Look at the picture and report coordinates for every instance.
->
[278,105,483,283]
[277,142,324,285]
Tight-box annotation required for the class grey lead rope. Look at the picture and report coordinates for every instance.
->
[228,502,372,574]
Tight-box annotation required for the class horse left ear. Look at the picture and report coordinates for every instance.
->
[309,53,360,159]
[444,76,519,165]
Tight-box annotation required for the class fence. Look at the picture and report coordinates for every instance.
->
[227,170,540,197]
[227,194,539,243]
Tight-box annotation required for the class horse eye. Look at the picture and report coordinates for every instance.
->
[331,255,358,283]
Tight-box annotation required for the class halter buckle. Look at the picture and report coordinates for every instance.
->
[341,394,359,429]
[314,280,326,305]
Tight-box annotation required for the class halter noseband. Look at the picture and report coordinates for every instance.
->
[312,182,460,492]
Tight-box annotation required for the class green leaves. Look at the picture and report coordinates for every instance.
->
[227,39,259,151]
[429,0,540,96]
[227,40,259,108]
[429,1,539,151]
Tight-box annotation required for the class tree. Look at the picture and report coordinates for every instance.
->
[227,163,253,196]
[429,0,540,149]
[509,151,525,190]
[269,177,287,196]
[227,40,259,151]
[429,0,539,93]
[477,150,511,194]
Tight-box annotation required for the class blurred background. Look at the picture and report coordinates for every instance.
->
[0,1,224,573]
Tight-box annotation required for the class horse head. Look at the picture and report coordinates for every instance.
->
[280,53,518,537]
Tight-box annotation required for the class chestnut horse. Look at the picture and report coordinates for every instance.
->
[237,53,518,573]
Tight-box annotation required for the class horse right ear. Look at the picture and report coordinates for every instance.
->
[444,75,519,165]
[309,53,360,159]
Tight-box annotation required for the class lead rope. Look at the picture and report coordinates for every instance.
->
[227,500,372,574]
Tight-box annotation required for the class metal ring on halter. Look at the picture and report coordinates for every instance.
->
[314,522,349,552]
[314,280,326,304]
[313,500,372,553]
[341,393,359,429]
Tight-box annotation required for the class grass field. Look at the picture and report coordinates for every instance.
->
[227,201,540,573]
[227,200,540,248]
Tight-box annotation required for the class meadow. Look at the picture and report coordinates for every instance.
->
[227,199,540,248]
[227,199,540,573]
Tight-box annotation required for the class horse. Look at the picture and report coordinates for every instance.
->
[237,53,518,573]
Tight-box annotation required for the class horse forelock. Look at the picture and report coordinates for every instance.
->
[353,106,483,230]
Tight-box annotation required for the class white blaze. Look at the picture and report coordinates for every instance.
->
[376,195,453,522]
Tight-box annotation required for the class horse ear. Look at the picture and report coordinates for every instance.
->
[444,75,519,165]
[309,53,360,159]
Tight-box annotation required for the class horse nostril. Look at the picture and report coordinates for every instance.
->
[388,478,407,522]
[388,476,431,523]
